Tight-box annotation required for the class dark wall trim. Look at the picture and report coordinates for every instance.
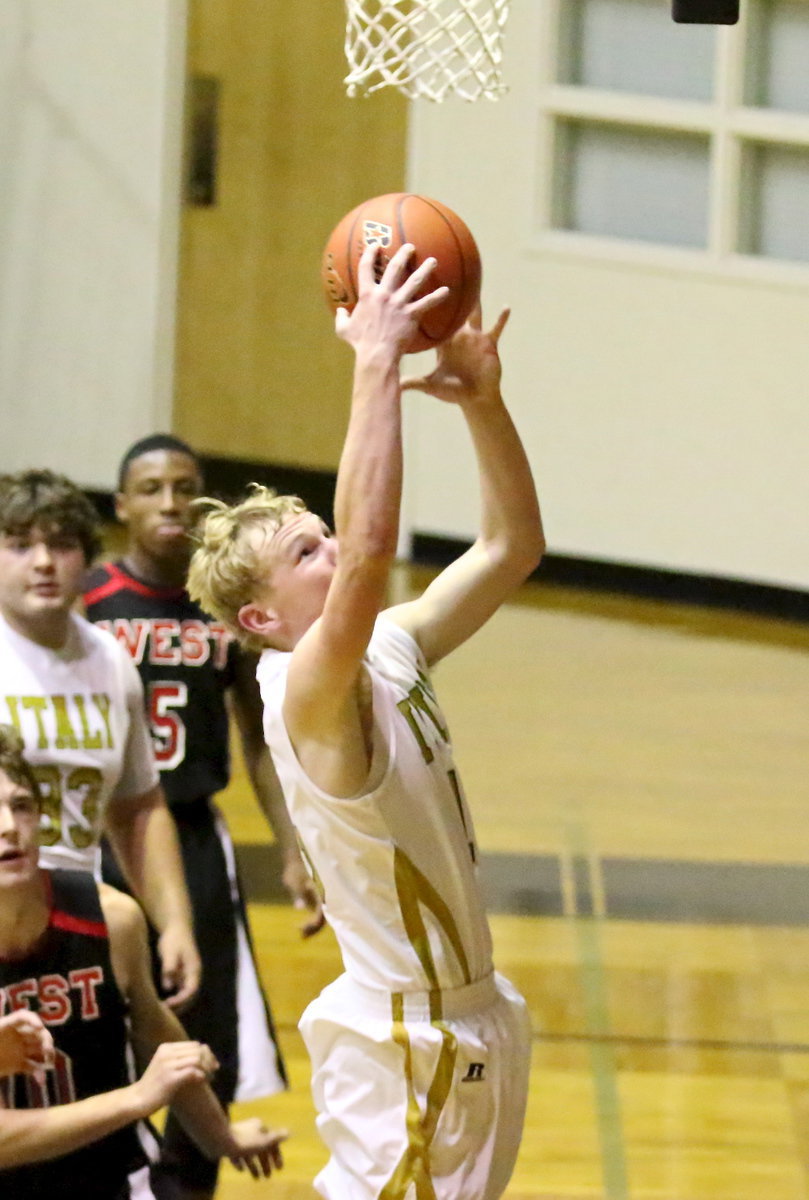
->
[412,533,809,623]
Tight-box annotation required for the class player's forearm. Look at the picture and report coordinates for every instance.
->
[334,354,403,562]
[105,792,192,934]
[462,395,545,578]
[0,1085,145,1168]
[244,747,299,859]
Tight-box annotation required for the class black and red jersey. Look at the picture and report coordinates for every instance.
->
[0,870,151,1199]
[84,561,238,808]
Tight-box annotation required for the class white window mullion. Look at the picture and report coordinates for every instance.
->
[708,23,745,258]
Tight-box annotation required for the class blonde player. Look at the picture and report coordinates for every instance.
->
[187,244,545,1198]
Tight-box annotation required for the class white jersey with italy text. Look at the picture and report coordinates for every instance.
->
[0,611,159,873]
[257,615,494,994]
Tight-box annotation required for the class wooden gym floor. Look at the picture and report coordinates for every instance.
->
[205,564,809,1199]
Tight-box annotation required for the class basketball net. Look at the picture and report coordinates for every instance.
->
[344,0,511,102]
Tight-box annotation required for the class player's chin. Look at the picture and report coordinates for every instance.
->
[149,529,192,555]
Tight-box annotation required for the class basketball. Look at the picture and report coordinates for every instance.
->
[321,192,482,354]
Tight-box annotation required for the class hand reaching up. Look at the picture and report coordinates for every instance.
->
[402,305,510,407]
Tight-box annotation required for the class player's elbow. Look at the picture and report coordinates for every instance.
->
[497,528,545,585]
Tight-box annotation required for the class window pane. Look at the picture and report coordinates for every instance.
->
[553,122,711,248]
[559,0,715,101]
[739,143,809,262]
[745,0,809,113]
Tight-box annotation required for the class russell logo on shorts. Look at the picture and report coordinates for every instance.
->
[462,1062,486,1082]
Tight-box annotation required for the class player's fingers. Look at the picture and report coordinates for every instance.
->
[164,980,194,1011]
[300,908,327,938]
[400,374,430,393]
[489,306,510,344]
[377,241,416,291]
[395,254,436,302]
[467,301,483,330]
[407,285,449,316]
[334,307,351,337]
[356,241,381,289]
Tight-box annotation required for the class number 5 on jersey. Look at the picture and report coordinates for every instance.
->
[148,683,188,769]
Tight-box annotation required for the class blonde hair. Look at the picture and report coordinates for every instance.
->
[187,485,307,651]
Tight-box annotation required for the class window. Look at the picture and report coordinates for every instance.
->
[543,0,809,268]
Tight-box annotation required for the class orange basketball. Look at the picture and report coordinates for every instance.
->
[321,193,481,354]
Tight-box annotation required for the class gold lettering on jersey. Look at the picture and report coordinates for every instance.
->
[447,768,476,864]
[52,695,79,750]
[73,695,103,749]
[22,697,49,748]
[2,695,113,751]
[92,694,114,748]
[4,696,22,735]
[396,671,449,765]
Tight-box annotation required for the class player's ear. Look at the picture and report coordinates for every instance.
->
[113,492,129,523]
[238,602,279,640]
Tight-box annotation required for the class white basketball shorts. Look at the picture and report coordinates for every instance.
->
[298,970,531,1200]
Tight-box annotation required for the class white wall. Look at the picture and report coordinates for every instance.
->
[403,2,809,591]
[0,0,186,490]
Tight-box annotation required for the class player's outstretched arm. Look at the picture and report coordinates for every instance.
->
[230,653,324,936]
[104,783,200,1008]
[391,305,545,666]
[283,245,447,794]
[102,885,288,1174]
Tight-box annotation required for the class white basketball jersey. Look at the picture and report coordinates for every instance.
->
[258,616,494,993]
[0,611,158,872]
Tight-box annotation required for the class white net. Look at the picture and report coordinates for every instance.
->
[344,0,511,102]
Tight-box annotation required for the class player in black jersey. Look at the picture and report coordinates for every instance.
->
[84,434,323,1200]
[0,724,286,1200]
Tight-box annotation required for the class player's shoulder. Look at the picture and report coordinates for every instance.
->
[70,610,138,674]
[371,612,423,665]
[98,881,147,940]
[83,560,133,612]
[84,560,116,591]
[71,608,123,651]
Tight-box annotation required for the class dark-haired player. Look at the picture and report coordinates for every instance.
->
[0,468,200,1010]
[84,434,323,1200]
[0,723,286,1199]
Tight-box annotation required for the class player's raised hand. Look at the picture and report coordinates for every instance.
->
[335,243,448,356]
[402,304,510,407]
[0,1010,54,1081]
[227,1117,288,1178]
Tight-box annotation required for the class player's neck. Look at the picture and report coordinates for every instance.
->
[0,604,71,650]
[0,873,48,957]
[123,546,190,590]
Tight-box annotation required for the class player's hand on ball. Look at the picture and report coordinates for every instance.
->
[402,304,510,406]
[335,243,448,356]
